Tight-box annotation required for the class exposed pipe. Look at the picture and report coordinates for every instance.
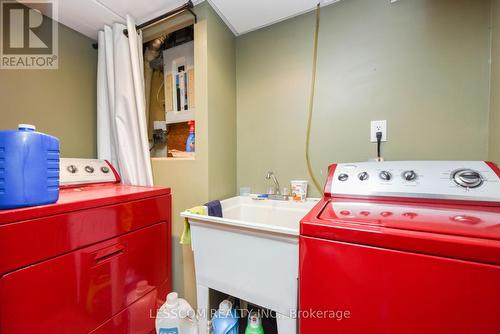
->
[144,35,167,139]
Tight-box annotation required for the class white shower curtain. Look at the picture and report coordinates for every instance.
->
[97,15,153,186]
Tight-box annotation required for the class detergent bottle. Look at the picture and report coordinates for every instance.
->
[185,120,195,152]
[212,300,239,334]
[156,292,198,334]
[244,311,265,334]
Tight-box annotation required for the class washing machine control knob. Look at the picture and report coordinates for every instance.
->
[379,171,392,181]
[358,172,369,181]
[101,166,110,174]
[67,165,78,174]
[338,173,349,182]
[84,166,95,173]
[403,170,417,181]
[452,169,483,189]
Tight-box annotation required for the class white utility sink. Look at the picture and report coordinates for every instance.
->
[181,196,319,334]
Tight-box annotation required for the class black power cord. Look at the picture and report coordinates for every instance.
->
[376,131,383,161]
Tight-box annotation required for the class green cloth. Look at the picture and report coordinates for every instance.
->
[180,206,207,245]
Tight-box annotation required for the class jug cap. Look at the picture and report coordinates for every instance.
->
[218,300,232,316]
[18,124,36,131]
[166,292,179,308]
[248,310,263,328]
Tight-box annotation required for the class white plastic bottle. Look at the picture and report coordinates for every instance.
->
[156,292,198,334]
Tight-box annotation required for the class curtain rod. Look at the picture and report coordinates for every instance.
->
[92,0,196,49]
[124,0,196,37]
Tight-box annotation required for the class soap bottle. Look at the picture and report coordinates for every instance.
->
[186,120,195,152]
[212,300,239,334]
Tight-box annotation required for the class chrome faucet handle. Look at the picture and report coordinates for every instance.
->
[265,171,280,195]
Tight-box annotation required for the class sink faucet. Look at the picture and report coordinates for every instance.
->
[265,171,280,195]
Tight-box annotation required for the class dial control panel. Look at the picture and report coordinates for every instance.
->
[402,170,417,181]
[84,165,95,174]
[60,158,118,186]
[67,165,78,174]
[379,171,392,181]
[452,169,483,189]
[338,173,349,182]
[358,172,369,181]
[328,161,500,202]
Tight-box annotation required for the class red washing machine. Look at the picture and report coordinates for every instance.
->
[0,158,171,334]
[300,161,500,334]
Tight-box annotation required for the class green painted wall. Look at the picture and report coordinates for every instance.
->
[207,4,237,201]
[0,18,97,158]
[152,2,236,306]
[490,0,500,164]
[152,3,210,306]
[236,0,492,197]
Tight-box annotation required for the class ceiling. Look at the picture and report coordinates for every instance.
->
[39,0,339,40]
[210,0,338,35]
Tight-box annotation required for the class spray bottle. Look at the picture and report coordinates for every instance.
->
[186,120,195,152]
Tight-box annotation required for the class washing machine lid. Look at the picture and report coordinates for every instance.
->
[300,198,500,265]
[317,199,500,241]
[0,184,170,225]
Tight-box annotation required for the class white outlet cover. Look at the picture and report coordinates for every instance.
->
[370,120,387,142]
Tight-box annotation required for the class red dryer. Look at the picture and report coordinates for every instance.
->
[300,161,500,334]
[0,158,171,334]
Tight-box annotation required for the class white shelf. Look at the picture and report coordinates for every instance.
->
[165,108,195,124]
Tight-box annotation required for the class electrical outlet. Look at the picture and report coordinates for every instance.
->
[370,120,387,142]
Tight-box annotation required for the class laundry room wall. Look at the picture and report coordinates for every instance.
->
[151,1,236,306]
[0,15,97,158]
[236,0,492,197]
[490,0,500,164]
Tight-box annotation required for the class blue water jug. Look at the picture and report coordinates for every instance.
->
[0,124,60,209]
[212,300,239,334]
